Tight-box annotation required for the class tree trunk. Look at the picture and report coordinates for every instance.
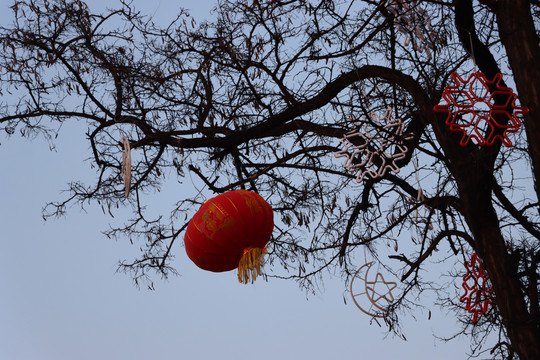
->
[455,163,540,359]
[450,2,540,357]
[494,0,540,202]
[489,3,540,356]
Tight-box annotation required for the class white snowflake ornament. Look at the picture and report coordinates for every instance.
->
[335,107,413,182]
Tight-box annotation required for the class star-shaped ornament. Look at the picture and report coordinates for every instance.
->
[366,272,398,305]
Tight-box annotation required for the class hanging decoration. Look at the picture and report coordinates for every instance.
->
[334,107,413,182]
[433,72,529,147]
[121,136,131,197]
[350,261,398,317]
[184,189,274,284]
[460,253,493,323]
[386,0,437,59]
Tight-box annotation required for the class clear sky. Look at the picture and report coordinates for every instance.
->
[0,1,478,359]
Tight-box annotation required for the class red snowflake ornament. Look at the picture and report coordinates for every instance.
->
[460,253,493,323]
[434,72,529,147]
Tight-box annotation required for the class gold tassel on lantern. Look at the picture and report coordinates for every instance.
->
[238,247,267,284]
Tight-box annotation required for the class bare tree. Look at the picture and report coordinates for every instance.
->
[1,0,539,358]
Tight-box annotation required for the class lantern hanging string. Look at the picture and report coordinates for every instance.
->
[468,31,477,72]
[238,247,267,284]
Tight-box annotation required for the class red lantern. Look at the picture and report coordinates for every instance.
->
[184,190,274,284]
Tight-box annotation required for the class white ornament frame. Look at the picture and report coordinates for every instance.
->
[334,107,413,182]
[350,261,398,318]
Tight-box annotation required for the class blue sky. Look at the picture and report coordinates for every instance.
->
[0,1,477,359]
